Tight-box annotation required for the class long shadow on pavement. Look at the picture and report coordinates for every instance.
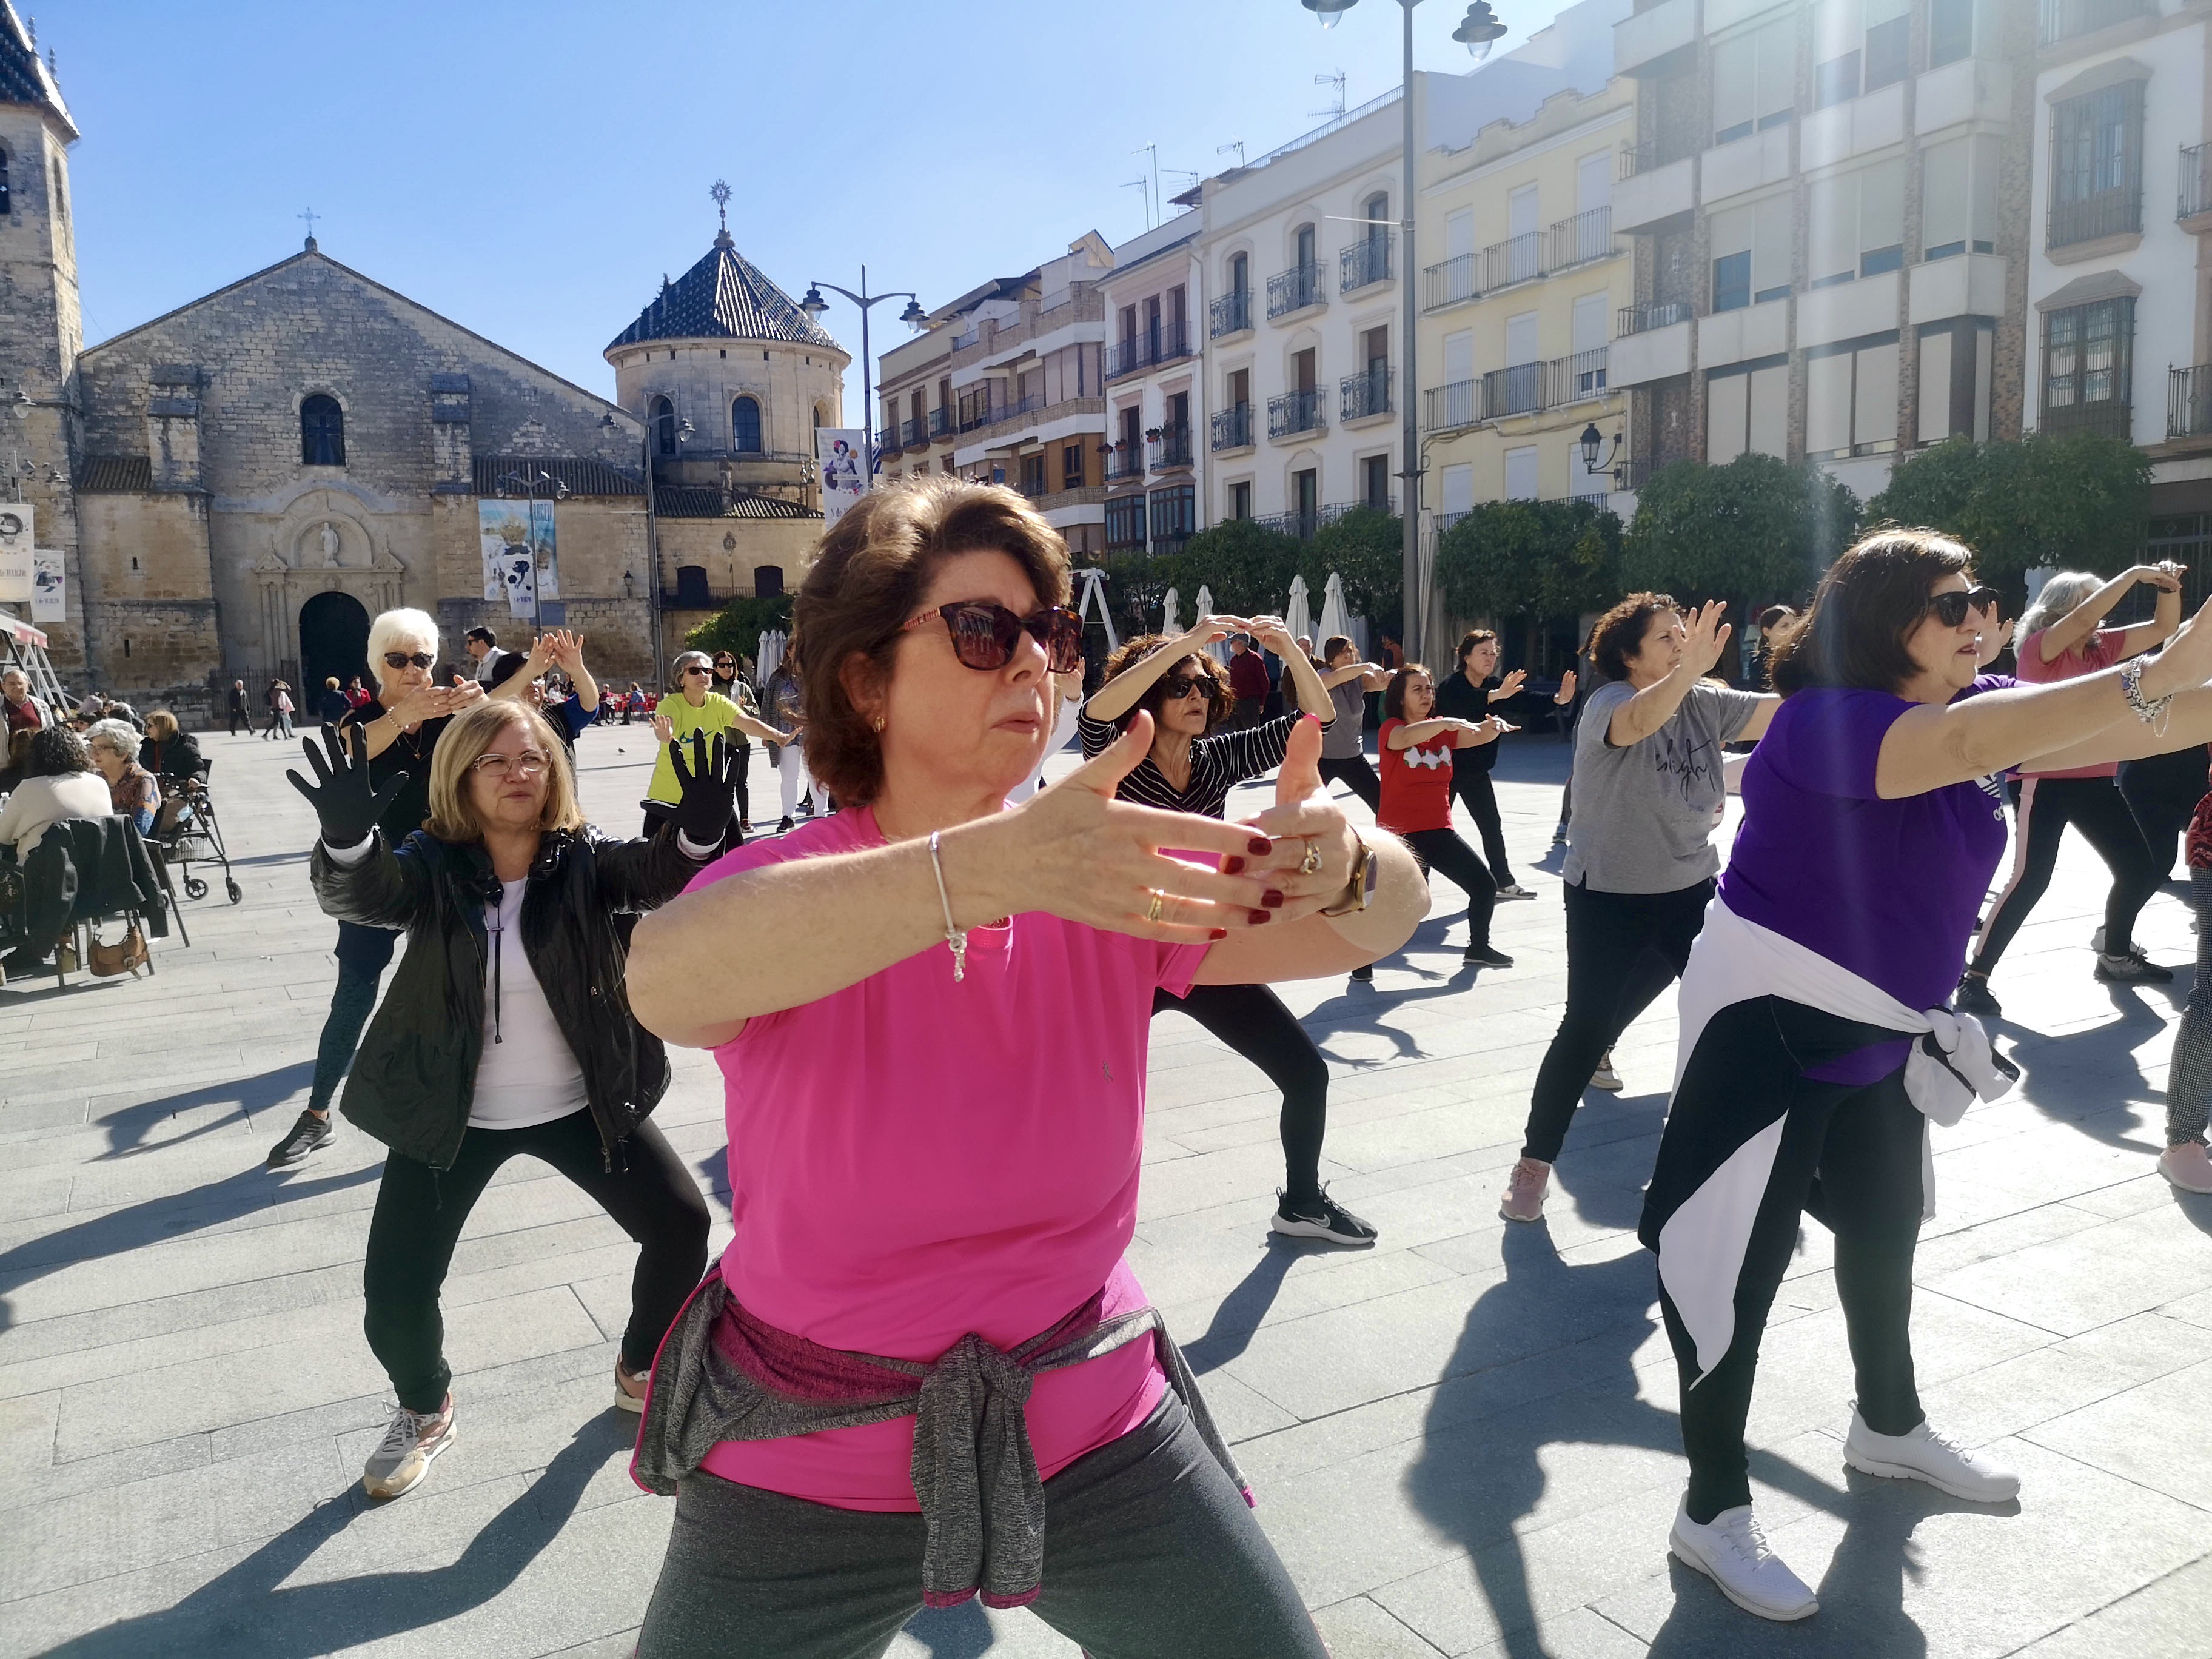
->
[1999,987,2172,1153]
[91,1061,315,1158]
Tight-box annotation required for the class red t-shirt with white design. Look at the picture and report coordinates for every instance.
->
[1378,717,1456,834]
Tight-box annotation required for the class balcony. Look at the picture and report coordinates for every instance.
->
[1341,365,1393,423]
[2049,185,2142,253]
[1151,424,1195,469]
[1907,253,2006,326]
[1423,253,1480,311]
[1212,403,1255,452]
[1615,0,1695,76]
[2183,144,2212,227]
[1210,289,1253,338]
[1800,79,1906,170]
[1105,321,1193,380]
[1611,311,1692,387]
[1105,447,1145,483]
[877,424,903,455]
[1914,56,2012,136]
[1799,268,1901,349]
[2171,366,2212,440]
[1481,232,1547,291]
[1615,150,1695,232]
[1253,501,1393,541]
[929,407,952,440]
[1552,347,1609,405]
[958,392,1045,434]
[1268,388,1327,439]
[1483,362,1546,420]
[2043,393,2131,440]
[1620,300,1692,336]
[2040,0,2150,44]
[1341,235,1394,293]
[1550,208,1615,270]
[1703,122,1794,207]
[1427,377,1481,431]
[1266,264,1327,320]
[900,417,927,449]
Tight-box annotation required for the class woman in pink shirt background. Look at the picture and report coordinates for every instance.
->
[623,477,1430,1657]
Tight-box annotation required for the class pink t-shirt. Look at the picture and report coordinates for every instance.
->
[685,807,1204,1510]
[2017,625,2123,779]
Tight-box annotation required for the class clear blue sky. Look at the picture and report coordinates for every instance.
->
[45,0,1564,412]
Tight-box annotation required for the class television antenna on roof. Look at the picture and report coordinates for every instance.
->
[1312,70,1347,124]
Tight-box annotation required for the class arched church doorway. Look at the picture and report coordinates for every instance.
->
[298,591,370,714]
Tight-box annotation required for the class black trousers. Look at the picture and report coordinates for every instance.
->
[1971,773,2163,974]
[1449,765,1513,887]
[363,1110,708,1413]
[1403,826,1495,951]
[227,706,248,734]
[1641,997,1925,1523]
[1153,982,1329,1201]
[2119,743,2210,878]
[307,922,401,1115]
[1316,754,1381,815]
[1521,878,1712,1162]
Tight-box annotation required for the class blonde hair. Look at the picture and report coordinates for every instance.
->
[145,709,179,742]
[424,701,585,843]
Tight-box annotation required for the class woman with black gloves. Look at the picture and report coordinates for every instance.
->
[287,700,737,1503]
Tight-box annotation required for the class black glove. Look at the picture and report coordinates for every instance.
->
[286,726,404,848]
[668,729,739,846]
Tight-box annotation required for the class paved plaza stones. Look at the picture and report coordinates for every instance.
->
[4,720,2212,1657]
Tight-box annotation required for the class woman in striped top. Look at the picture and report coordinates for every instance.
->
[1081,617,1375,1246]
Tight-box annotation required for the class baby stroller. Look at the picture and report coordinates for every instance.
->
[149,759,243,906]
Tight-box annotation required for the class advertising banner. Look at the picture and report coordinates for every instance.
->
[0,504,32,603]
[30,547,65,623]
[478,500,559,618]
[817,429,868,526]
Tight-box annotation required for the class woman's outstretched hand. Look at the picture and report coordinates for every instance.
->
[286,726,404,848]
[668,730,739,845]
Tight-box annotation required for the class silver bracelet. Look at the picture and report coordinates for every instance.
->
[2122,657,2176,733]
[927,830,968,983]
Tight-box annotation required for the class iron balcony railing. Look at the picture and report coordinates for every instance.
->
[1341,364,1393,421]
[1424,352,1610,429]
[1427,378,1480,431]
[1105,447,1146,482]
[1018,475,1051,500]
[1211,403,1255,451]
[2049,184,2142,250]
[1267,263,1327,318]
[2040,0,2149,44]
[1482,231,1547,291]
[1423,253,1479,310]
[1267,387,1327,438]
[876,424,903,454]
[2183,144,2212,220]
[1151,424,1194,469]
[1550,207,1615,270]
[2171,365,2212,439]
[1434,508,1472,540]
[1553,347,1610,404]
[900,417,927,449]
[1105,320,1194,380]
[1253,500,1396,541]
[1484,362,1546,420]
[1615,457,1657,493]
[1620,300,1693,336]
[1341,234,1394,293]
[956,392,1045,434]
[1210,289,1253,337]
[929,407,952,439]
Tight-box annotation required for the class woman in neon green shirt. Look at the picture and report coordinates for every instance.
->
[646,651,785,839]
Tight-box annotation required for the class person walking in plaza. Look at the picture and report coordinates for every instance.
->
[1377,665,1516,973]
[643,650,783,840]
[622,478,1425,1655]
[85,717,160,834]
[1314,635,1389,816]
[763,649,817,831]
[265,610,484,1171]
[317,677,350,728]
[1499,596,1776,1224]
[1642,529,2212,1621]
[1433,629,1576,902]
[1226,630,1270,728]
[258,679,286,740]
[1956,563,2184,1015]
[289,700,728,1499]
[220,678,247,735]
[1082,612,1376,1244]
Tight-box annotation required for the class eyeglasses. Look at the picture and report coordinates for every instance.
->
[1162,673,1210,700]
[900,601,1084,673]
[383,651,435,671]
[1928,585,2002,629]
[682,666,713,679]
[471,749,552,780]
[712,657,735,666]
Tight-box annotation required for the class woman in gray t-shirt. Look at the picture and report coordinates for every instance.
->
[1313,635,1390,813]
[1500,595,1777,1224]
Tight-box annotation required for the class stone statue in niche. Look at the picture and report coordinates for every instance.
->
[319,522,341,566]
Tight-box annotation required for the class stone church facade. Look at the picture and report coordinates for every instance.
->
[0,4,843,720]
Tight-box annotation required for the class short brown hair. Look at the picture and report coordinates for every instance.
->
[1100,635,1233,732]
[1770,528,1974,696]
[793,477,1073,806]
[1586,593,1680,683]
[1321,634,1356,665]
[425,701,585,843]
[1456,629,1496,668]
[1382,663,1434,721]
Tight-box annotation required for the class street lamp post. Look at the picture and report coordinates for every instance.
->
[1302,0,1505,664]
[797,273,930,480]
[497,468,572,635]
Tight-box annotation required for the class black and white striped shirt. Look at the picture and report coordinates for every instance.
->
[1077,710,1298,820]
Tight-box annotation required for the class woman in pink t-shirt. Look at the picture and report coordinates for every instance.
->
[623,478,1429,1657]
[1958,562,2183,1015]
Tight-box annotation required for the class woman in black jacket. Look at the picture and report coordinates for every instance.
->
[290,699,739,1503]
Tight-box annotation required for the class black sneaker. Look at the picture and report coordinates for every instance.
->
[267,1110,334,1170]
[2096,950,2174,984]
[1464,944,1515,969]
[1350,964,1374,982]
[1954,973,2000,1017]
[1270,1186,1378,1246]
[777,816,794,834]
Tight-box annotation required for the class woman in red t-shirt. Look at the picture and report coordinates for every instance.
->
[1379,665,1513,968]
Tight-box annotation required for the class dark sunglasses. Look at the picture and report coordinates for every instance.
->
[712,657,735,667]
[1928,585,2001,628]
[901,602,1083,673]
[382,651,435,670]
[1162,672,1210,700]
[682,665,713,678]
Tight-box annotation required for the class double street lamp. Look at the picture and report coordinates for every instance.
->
[1298,0,1506,664]
[798,273,929,478]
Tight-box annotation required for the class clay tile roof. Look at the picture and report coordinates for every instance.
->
[76,455,152,493]
[654,486,819,520]
[606,230,840,355]
[472,455,645,498]
[0,1,75,136]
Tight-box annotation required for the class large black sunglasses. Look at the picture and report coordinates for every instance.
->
[900,602,1084,673]
[1928,585,2001,629]
[382,651,435,671]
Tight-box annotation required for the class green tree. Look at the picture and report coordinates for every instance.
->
[1865,432,2152,595]
[1622,452,1858,608]
[686,591,793,662]
[1099,550,1185,639]
[1301,506,1404,637]
[1167,517,1305,617]
[1435,498,1623,626]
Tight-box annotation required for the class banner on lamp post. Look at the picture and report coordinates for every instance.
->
[0,504,31,603]
[30,547,65,623]
[478,500,559,618]
[817,429,868,526]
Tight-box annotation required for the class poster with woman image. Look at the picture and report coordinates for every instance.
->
[816,429,868,526]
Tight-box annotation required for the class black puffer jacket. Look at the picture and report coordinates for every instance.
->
[310,825,705,1171]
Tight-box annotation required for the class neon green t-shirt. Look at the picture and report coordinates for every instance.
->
[648,691,743,803]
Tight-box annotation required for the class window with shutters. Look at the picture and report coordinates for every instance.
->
[1921,137,2000,258]
[1706,361,1790,462]
[2042,297,2134,437]
[1805,337,1900,458]
[1808,159,1906,286]
[1710,196,1792,310]
[1927,0,1974,67]
[2048,80,2145,248]
[1713,19,1796,143]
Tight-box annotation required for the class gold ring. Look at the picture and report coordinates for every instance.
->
[1146,891,1165,923]
[1299,842,1324,876]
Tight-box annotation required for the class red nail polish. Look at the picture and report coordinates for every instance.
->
[1249,838,1271,854]
[1210,928,1228,940]
[1263,890,1285,908]
[1224,856,1247,874]
[1248,910,1272,925]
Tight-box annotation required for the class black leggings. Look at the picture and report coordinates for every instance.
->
[1970,773,2163,974]
[307,922,400,1115]
[1449,766,1513,886]
[1521,878,1711,1162]
[1641,997,1925,1523]
[1403,826,1495,951]
[1316,754,1381,815]
[363,1110,709,1413]
[2119,743,2210,879]
[1154,982,1329,1202]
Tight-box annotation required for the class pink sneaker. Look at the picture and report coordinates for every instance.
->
[1499,1157,1551,1222]
[2160,1141,2212,1194]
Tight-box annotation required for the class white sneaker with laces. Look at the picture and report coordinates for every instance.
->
[1668,1500,1818,1621]
[1843,1409,2020,1502]
[1589,1051,1624,1093]
[361,1395,456,1500]
[1494,883,1537,901]
[2160,1141,2212,1193]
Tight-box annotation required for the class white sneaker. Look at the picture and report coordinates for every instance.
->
[1494,883,1537,902]
[1589,1051,1624,1092]
[1843,1409,2020,1502]
[362,1395,456,1500]
[1669,1500,1818,1621]
[2160,1141,2212,1193]
[1498,1156,1550,1222]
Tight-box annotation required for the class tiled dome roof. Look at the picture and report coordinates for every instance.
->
[0,1,76,136]
[606,230,839,355]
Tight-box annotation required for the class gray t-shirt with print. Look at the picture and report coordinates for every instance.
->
[1563,677,1762,893]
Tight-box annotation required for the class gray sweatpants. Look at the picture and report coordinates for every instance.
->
[635,1394,1327,1659]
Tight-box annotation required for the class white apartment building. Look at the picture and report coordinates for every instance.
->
[1099,212,1206,556]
